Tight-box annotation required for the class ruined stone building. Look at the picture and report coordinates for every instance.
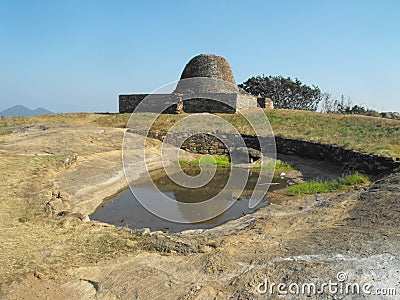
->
[119,54,273,114]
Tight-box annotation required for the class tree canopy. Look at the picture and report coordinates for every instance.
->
[238,75,322,111]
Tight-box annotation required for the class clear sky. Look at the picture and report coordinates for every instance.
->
[1,0,399,113]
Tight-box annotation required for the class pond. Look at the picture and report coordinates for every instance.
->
[91,167,288,233]
[91,154,344,233]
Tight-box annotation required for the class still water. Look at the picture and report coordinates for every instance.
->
[91,168,287,232]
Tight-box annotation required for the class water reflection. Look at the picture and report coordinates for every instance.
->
[91,168,287,232]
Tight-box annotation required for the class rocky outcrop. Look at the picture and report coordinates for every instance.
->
[381,111,400,120]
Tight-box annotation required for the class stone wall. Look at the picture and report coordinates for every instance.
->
[119,94,178,114]
[274,137,399,175]
[182,93,237,113]
[133,130,399,176]
[143,131,230,155]
[119,94,147,113]
[174,77,239,94]
[236,93,258,110]
[119,93,260,114]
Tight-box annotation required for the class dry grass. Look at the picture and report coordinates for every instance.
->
[264,110,400,158]
[1,110,399,158]
[95,110,400,158]
[0,152,153,289]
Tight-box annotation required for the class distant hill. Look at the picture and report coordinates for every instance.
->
[0,105,54,116]
[32,107,54,115]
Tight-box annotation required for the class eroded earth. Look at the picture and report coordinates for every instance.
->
[0,125,399,299]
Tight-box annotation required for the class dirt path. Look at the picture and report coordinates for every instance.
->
[0,125,399,299]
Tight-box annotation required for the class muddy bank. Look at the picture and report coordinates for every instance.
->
[0,125,196,217]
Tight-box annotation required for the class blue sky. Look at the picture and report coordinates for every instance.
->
[1,0,399,113]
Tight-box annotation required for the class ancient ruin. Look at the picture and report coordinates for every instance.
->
[119,54,272,114]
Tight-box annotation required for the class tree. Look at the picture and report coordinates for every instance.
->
[238,75,322,111]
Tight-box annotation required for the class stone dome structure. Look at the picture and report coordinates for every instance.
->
[180,54,236,84]
[118,54,272,114]
[175,54,239,94]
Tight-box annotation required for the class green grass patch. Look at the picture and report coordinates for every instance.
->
[261,160,293,173]
[180,157,293,175]
[179,155,231,167]
[339,172,370,186]
[0,127,13,135]
[286,172,370,196]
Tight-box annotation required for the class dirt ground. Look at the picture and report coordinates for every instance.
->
[0,124,399,299]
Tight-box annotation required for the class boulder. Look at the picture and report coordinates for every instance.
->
[230,147,263,164]
[380,112,400,120]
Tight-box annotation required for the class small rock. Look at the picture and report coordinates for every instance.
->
[190,285,201,295]
[150,230,165,236]
[81,215,90,223]
[34,271,45,279]
[137,228,151,236]
[18,216,29,223]
[62,153,78,168]
[39,125,49,131]
[125,240,137,248]
[206,241,219,249]
[48,197,70,215]
[199,245,213,253]
[91,221,114,227]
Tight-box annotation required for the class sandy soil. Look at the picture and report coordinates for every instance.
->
[0,124,399,299]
